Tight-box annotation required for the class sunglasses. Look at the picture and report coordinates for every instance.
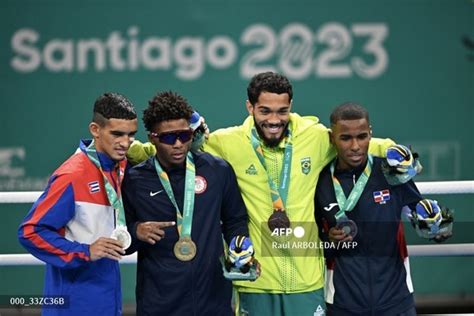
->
[150,129,193,145]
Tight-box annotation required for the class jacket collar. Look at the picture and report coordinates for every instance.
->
[79,139,119,172]
[333,157,368,178]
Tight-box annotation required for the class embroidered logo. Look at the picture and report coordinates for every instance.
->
[245,164,258,175]
[373,189,391,204]
[150,190,163,197]
[195,176,207,194]
[314,304,325,316]
[88,181,100,193]
[301,157,311,175]
[324,203,339,211]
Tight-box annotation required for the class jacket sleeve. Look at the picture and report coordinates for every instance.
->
[202,132,226,159]
[314,173,332,243]
[127,140,157,165]
[397,180,423,208]
[368,137,396,157]
[314,190,326,242]
[315,123,337,169]
[219,161,249,244]
[18,174,91,268]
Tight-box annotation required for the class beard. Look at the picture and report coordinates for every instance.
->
[254,119,288,148]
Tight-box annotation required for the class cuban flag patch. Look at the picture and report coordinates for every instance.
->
[373,189,390,204]
[88,181,100,193]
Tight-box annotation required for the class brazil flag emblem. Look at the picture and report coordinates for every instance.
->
[301,157,311,175]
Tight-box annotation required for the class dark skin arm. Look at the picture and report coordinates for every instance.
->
[328,227,353,243]
[136,221,176,245]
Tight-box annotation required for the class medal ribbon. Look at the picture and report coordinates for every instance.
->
[153,153,195,237]
[84,140,126,227]
[250,126,292,211]
[330,155,373,220]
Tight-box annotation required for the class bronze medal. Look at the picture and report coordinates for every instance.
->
[267,209,291,232]
[173,237,197,261]
[335,218,358,238]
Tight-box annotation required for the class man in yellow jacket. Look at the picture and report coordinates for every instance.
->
[127,72,394,315]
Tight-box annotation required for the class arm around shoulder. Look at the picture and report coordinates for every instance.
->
[127,140,156,165]
[368,137,396,157]
[202,131,226,159]
[219,160,249,243]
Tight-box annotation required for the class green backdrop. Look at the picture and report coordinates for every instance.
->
[1,0,473,308]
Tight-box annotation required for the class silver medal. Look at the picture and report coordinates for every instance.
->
[111,226,132,250]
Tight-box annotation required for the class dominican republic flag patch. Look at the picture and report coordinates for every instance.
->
[88,181,100,193]
[373,189,390,204]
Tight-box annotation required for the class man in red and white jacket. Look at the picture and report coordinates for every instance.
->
[18,92,139,316]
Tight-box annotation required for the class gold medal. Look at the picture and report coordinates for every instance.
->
[173,237,197,261]
[267,208,291,232]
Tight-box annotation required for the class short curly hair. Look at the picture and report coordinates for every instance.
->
[143,91,193,132]
[247,72,293,105]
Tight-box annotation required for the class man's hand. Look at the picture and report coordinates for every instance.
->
[136,221,176,245]
[328,227,353,243]
[90,237,126,261]
[190,112,209,152]
[409,199,454,242]
[383,144,422,185]
[250,258,261,281]
[200,117,209,140]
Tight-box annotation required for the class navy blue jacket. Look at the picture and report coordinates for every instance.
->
[123,151,249,316]
[315,157,422,316]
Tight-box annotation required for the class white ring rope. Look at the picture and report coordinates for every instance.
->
[407,243,474,257]
[0,191,42,204]
[0,253,137,266]
[0,180,472,266]
[415,180,474,195]
[0,181,472,204]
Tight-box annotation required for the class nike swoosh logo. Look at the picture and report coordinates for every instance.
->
[150,190,163,197]
[324,203,338,211]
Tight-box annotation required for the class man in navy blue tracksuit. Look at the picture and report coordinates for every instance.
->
[315,102,429,316]
[122,91,250,316]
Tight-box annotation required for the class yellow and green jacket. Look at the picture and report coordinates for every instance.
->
[127,113,394,294]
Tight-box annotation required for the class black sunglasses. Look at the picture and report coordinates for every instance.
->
[150,129,193,145]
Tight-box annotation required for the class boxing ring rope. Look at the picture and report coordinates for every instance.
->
[0,180,473,266]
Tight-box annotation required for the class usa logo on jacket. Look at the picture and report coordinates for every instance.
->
[195,176,207,194]
[373,189,390,204]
